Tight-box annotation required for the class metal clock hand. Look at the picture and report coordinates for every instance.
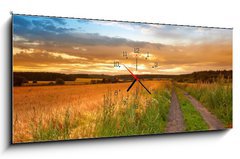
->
[127,79,136,92]
[123,64,139,80]
[123,64,151,94]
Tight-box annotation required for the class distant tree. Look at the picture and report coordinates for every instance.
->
[102,78,107,83]
[14,76,28,86]
[111,77,119,83]
[91,80,97,84]
[55,78,65,85]
[48,82,54,85]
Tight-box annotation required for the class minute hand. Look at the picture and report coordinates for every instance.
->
[123,64,139,81]
[123,64,151,94]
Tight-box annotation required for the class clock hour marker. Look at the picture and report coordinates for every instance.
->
[134,48,140,53]
[152,62,159,68]
[123,51,128,59]
[114,61,120,68]
[145,52,150,60]
[133,48,140,71]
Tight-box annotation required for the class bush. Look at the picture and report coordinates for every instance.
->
[48,82,55,85]
[55,78,65,85]
[91,80,97,84]
[14,76,28,86]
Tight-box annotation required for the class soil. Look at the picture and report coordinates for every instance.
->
[183,91,225,130]
[165,89,185,133]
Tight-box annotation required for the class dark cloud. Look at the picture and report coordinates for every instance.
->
[14,15,75,42]
[31,19,74,34]
[13,15,165,52]
[14,30,165,57]
[12,15,232,74]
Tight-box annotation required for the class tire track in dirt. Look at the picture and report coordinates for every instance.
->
[165,89,185,133]
[183,91,225,130]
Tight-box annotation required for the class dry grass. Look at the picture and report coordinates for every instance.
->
[13,80,166,143]
[24,78,102,86]
[75,78,102,84]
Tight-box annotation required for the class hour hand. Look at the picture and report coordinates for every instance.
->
[127,79,136,92]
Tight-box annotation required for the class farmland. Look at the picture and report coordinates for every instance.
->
[12,15,232,144]
[13,76,232,143]
[22,78,103,86]
[13,80,171,143]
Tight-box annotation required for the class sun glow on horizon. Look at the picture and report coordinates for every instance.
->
[12,15,232,75]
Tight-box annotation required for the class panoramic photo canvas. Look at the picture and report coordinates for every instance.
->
[12,14,232,143]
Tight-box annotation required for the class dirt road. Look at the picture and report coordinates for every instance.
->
[183,92,225,130]
[165,89,185,133]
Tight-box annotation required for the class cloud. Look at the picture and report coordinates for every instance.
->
[13,15,165,50]
[13,15,75,41]
[31,19,74,33]
[139,24,232,45]
[49,17,67,25]
[12,15,232,74]
[13,16,32,27]
[13,39,232,75]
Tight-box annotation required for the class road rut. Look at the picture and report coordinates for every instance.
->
[183,91,225,130]
[165,89,185,133]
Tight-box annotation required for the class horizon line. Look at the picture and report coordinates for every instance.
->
[13,69,233,76]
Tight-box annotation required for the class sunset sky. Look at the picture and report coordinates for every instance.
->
[13,15,232,75]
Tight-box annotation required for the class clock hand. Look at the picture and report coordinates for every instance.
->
[123,64,151,94]
[127,79,136,92]
[138,80,151,94]
[123,64,139,80]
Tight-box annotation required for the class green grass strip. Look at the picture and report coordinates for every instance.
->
[182,82,232,127]
[175,88,209,131]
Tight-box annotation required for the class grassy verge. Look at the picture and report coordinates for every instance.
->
[95,85,171,137]
[30,109,81,142]
[178,77,232,127]
[175,88,209,131]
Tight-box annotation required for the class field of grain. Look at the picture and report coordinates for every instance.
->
[13,80,171,143]
[13,77,232,143]
[24,78,103,86]
[75,78,102,84]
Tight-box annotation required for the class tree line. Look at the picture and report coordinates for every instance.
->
[13,70,232,86]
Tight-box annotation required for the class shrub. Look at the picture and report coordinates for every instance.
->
[48,82,55,85]
[14,76,28,86]
[91,80,97,84]
[55,78,65,85]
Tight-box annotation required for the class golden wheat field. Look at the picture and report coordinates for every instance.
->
[13,80,169,143]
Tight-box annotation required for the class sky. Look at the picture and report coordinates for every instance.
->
[13,15,232,75]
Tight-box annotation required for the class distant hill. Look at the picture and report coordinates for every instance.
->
[13,70,232,83]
